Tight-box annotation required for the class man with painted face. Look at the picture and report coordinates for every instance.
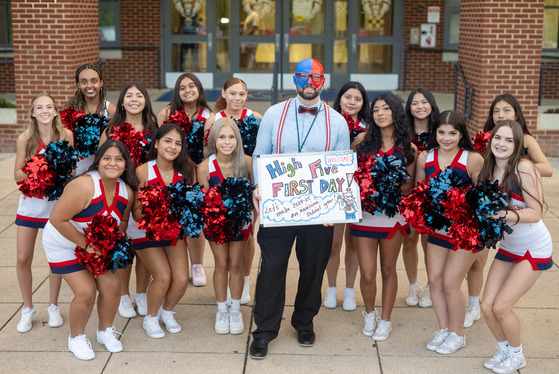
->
[250,58,350,359]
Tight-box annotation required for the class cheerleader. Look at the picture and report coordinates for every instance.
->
[133,123,197,339]
[42,140,136,360]
[350,93,417,341]
[65,63,116,175]
[197,117,253,334]
[479,120,552,374]
[416,110,483,354]
[204,77,262,304]
[156,73,214,288]
[100,82,158,319]
[323,81,369,311]
[402,88,441,308]
[464,93,554,329]
[14,93,73,333]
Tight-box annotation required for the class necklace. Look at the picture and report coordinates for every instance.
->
[159,167,174,176]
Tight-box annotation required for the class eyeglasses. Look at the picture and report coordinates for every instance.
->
[295,73,324,82]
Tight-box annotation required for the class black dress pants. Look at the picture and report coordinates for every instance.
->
[252,224,334,342]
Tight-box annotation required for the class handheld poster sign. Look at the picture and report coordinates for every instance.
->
[257,151,361,227]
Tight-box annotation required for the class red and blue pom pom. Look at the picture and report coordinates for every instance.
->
[74,214,133,278]
[411,132,429,153]
[60,107,85,132]
[342,113,366,145]
[165,109,205,164]
[18,140,77,201]
[201,177,254,245]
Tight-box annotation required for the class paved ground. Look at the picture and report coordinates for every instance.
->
[0,91,558,373]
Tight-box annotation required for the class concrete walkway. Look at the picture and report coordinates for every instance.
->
[0,93,558,373]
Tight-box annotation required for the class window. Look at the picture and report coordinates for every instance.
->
[0,0,12,47]
[543,0,559,52]
[444,0,460,51]
[99,0,121,47]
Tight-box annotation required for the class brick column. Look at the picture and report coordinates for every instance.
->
[4,0,99,152]
[457,0,559,156]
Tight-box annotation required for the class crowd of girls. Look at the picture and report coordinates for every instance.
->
[13,64,553,371]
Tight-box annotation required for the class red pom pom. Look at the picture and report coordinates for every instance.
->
[109,122,146,166]
[18,154,55,198]
[473,131,491,154]
[74,214,125,277]
[201,185,234,244]
[442,186,482,252]
[343,113,359,133]
[399,180,431,234]
[137,185,181,240]
[353,154,378,215]
[60,107,85,132]
[164,109,194,135]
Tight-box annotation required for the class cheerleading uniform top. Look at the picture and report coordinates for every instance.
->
[495,176,553,270]
[349,146,410,240]
[76,100,112,175]
[205,154,252,242]
[42,170,129,274]
[131,159,184,249]
[196,107,212,122]
[16,139,58,228]
[425,147,472,250]
[214,108,252,123]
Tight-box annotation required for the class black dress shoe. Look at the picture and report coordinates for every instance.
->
[297,330,315,347]
[250,338,269,359]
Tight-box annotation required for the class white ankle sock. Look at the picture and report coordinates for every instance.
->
[217,301,227,312]
[468,296,480,307]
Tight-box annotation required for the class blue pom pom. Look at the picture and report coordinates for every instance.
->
[221,177,254,234]
[186,120,205,164]
[109,236,135,273]
[44,140,78,200]
[369,154,410,217]
[168,181,205,239]
[236,114,260,156]
[74,114,109,158]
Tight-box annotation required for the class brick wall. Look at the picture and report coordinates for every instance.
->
[102,0,161,90]
[541,61,559,101]
[0,58,14,93]
[457,0,559,157]
[403,0,455,93]
[5,0,99,152]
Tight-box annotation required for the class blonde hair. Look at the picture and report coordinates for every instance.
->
[206,117,249,179]
[26,93,65,158]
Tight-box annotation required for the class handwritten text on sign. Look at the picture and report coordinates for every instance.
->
[258,151,362,227]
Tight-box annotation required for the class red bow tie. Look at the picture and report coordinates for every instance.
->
[298,106,318,115]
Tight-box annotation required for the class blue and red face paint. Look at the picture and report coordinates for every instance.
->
[293,58,325,89]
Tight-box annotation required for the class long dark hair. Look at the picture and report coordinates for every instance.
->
[478,120,542,223]
[146,123,196,184]
[214,77,248,113]
[483,94,531,135]
[357,93,414,166]
[405,88,440,135]
[332,81,370,123]
[169,73,211,115]
[107,82,158,137]
[428,110,476,152]
[88,140,139,191]
[66,63,107,114]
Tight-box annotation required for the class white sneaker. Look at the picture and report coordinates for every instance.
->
[372,319,392,341]
[342,288,356,311]
[191,264,207,287]
[96,326,123,353]
[362,310,378,336]
[419,284,432,307]
[215,310,230,334]
[406,284,422,306]
[135,293,147,316]
[463,304,481,328]
[492,354,526,374]
[47,304,63,328]
[436,332,466,355]
[241,281,251,305]
[16,306,37,333]
[426,328,449,351]
[68,334,95,360]
[323,287,337,309]
[118,295,137,318]
[229,309,244,334]
[484,347,509,370]
[158,307,181,333]
[143,315,165,339]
